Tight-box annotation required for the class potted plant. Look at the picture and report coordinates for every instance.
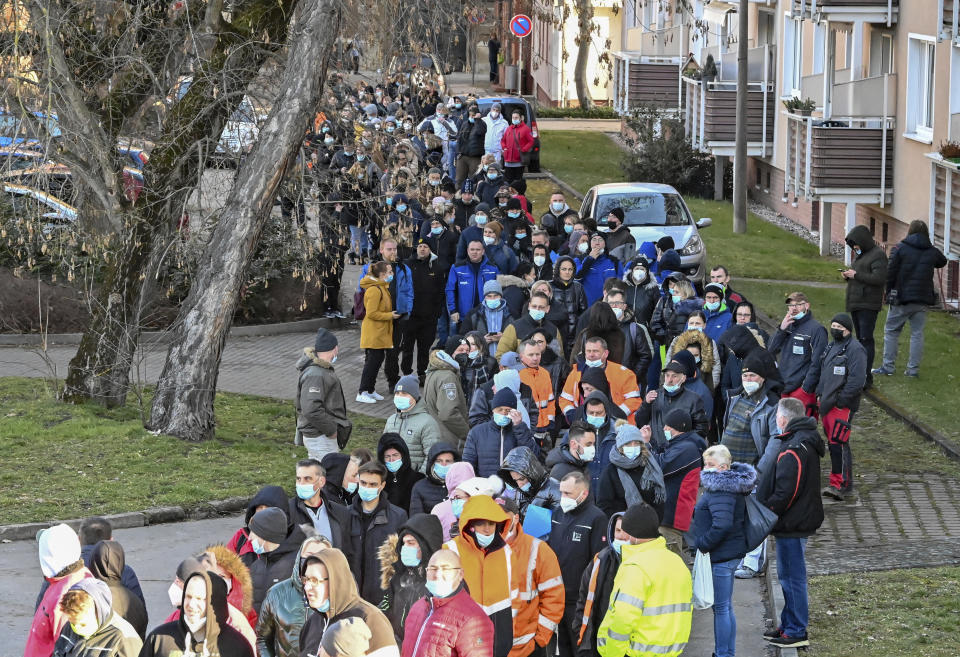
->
[939,140,960,164]
[797,98,816,116]
[702,55,718,83]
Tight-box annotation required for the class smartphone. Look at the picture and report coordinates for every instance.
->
[837,268,845,272]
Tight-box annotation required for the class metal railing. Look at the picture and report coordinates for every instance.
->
[631,24,685,59]
[940,0,960,40]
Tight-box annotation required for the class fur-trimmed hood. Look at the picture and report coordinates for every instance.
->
[378,513,443,590]
[378,533,400,591]
[498,274,530,290]
[700,462,757,494]
[672,329,718,373]
[206,543,254,614]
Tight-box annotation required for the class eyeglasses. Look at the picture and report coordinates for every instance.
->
[425,566,463,575]
[786,303,806,309]
[303,577,328,587]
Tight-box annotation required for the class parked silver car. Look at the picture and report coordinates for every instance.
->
[579,183,712,285]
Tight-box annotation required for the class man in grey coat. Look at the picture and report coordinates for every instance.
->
[296,328,352,461]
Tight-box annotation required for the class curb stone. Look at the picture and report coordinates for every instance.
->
[763,545,799,657]
[0,497,250,542]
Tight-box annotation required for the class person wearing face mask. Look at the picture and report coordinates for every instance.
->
[621,255,660,326]
[458,330,498,404]
[248,507,306,615]
[596,424,666,519]
[530,243,554,281]
[540,191,579,245]
[400,549,494,657]
[560,334,641,428]
[348,461,409,605]
[382,375,444,473]
[463,387,539,477]
[442,495,515,657]
[572,511,627,657]
[688,445,756,657]
[377,434,426,514]
[475,163,505,207]
[320,453,360,506]
[606,289,653,385]
[814,313,867,500]
[547,471,607,657]
[545,421,598,482]
[768,292,828,419]
[498,109,533,185]
[664,311,722,393]
[498,446,563,519]
[701,282,733,342]
[480,220,518,275]
[377,513,444,642]
[409,443,461,516]
[295,328,351,462]
[482,103,509,162]
[573,232,620,306]
[550,256,589,356]
[358,262,403,404]
[640,407,707,565]
[329,138,357,173]
[227,486,290,569]
[299,549,399,657]
[430,468,486,541]
[602,207,636,256]
[635,356,709,448]
[455,105,487,187]
[53,579,142,657]
[455,204,490,261]
[452,178,479,229]
[423,337,472,448]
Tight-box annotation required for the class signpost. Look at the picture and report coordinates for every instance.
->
[509,13,532,96]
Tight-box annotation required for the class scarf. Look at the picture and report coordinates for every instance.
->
[607,444,666,505]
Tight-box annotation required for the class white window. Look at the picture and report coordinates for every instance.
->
[906,35,936,143]
[813,24,826,75]
[951,47,960,140]
[869,31,894,76]
[783,15,803,97]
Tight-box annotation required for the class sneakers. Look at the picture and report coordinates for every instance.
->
[767,633,810,648]
[871,366,894,376]
[763,628,783,640]
[324,309,345,319]
[735,565,758,579]
[904,370,919,377]
[822,485,845,500]
[355,392,377,404]
[369,391,385,401]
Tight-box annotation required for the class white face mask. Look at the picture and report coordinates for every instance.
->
[742,380,761,395]
[612,307,624,320]
[579,444,596,461]
[168,582,182,607]
[533,255,545,267]
[559,496,580,513]
[577,242,589,254]
[185,616,206,634]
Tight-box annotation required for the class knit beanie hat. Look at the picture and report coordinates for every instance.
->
[663,408,692,433]
[608,207,625,222]
[615,424,644,449]
[620,504,661,539]
[506,197,522,211]
[394,374,421,400]
[492,387,517,409]
[249,507,288,544]
[314,328,338,353]
[703,282,726,299]
[832,312,854,333]
[484,279,503,296]
[321,617,372,657]
[444,335,466,356]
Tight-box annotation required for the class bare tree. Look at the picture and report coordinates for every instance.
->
[573,0,594,109]
[147,0,342,441]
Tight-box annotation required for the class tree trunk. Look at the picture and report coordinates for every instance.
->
[147,0,341,441]
[573,0,594,110]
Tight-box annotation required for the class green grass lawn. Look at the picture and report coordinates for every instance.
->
[0,377,383,525]
[808,566,960,657]
[539,130,626,194]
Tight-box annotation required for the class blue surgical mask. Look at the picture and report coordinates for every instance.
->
[314,598,330,612]
[687,325,703,332]
[385,197,393,206]
[345,481,358,494]
[358,485,380,502]
[385,274,394,283]
[468,349,480,360]
[580,445,596,461]
[321,126,330,133]
[586,414,605,429]
[564,225,573,234]
[429,179,440,186]
[485,298,500,309]
[585,358,604,369]
[663,383,681,394]
[664,429,674,442]
[431,226,443,235]
[622,445,641,459]
[705,301,721,311]
[426,577,454,598]
[515,232,526,239]
[324,137,334,145]
[493,412,510,427]
[251,537,266,555]
[357,154,366,161]
[512,118,521,125]
[433,463,450,479]
[793,311,806,320]
[475,215,488,225]
[400,544,420,567]
[394,395,412,410]
[508,211,521,219]
[396,204,408,213]
[612,538,628,554]
[552,202,565,213]
[296,483,317,500]
[469,117,475,123]
[474,531,495,548]
[487,172,497,180]
[529,308,546,322]
[451,498,465,518]
[519,482,531,493]
[671,294,681,304]
[385,459,403,473]
[344,150,354,156]
[499,201,508,208]
[386,126,395,133]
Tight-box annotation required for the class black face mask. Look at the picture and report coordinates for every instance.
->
[608,222,619,230]
[831,328,846,341]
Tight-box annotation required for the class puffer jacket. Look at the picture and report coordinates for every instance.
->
[544,434,591,481]
[463,417,539,478]
[51,579,142,657]
[690,463,756,563]
[360,275,395,349]
[423,350,470,448]
[409,442,461,516]
[378,432,426,513]
[844,224,888,312]
[378,513,444,642]
[886,231,948,305]
[383,401,444,473]
[650,275,703,345]
[634,384,709,448]
[255,536,324,657]
[574,513,624,656]
[768,311,828,394]
[550,265,589,348]
[622,262,661,325]
[757,416,825,538]
[497,446,562,518]
[815,334,867,414]
[295,348,350,441]
[400,585,495,657]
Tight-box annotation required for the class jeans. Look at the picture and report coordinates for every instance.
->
[851,309,879,373]
[712,558,739,657]
[348,225,370,257]
[880,303,927,374]
[775,537,809,638]
[359,348,387,394]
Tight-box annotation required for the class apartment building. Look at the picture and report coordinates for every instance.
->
[611,0,959,301]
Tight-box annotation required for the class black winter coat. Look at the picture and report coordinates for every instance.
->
[573,513,624,655]
[596,459,665,520]
[422,233,459,279]
[320,452,355,506]
[378,433,426,513]
[815,336,867,414]
[623,276,661,326]
[550,273,589,351]
[634,385,709,447]
[349,495,409,604]
[409,442,461,516]
[457,118,487,157]
[887,231,948,306]
[251,525,306,614]
[548,501,608,603]
[757,416,825,538]
[844,225,888,312]
[288,493,354,560]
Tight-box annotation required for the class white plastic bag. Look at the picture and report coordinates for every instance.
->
[692,550,714,609]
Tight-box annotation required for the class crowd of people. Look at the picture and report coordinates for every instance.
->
[25,66,949,657]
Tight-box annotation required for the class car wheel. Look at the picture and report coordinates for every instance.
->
[528,157,541,174]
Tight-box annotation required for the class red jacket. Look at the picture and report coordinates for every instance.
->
[500,123,534,165]
[401,586,495,657]
[25,567,93,657]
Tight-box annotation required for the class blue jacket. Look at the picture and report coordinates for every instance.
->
[462,419,538,477]
[456,225,485,261]
[703,304,733,343]
[485,240,518,275]
[358,262,414,314]
[690,462,756,563]
[650,431,707,530]
[445,257,499,316]
[575,254,620,305]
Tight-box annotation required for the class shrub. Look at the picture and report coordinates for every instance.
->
[535,106,618,119]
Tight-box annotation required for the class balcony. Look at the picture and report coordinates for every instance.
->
[682,45,776,157]
[940,0,960,42]
[612,25,687,114]
[926,154,960,305]
[792,0,898,25]
[783,74,896,206]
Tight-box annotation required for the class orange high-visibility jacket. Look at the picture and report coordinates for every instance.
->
[507,531,565,657]
[559,361,642,424]
[519,366,555,429]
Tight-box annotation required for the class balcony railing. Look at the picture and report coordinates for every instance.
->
[612,55,684,114]
[683,45,776,157]
[784,74,896,205]
[699,43,772,82]
[625,25,685,59]
[792,0,898,24]
[940,0,960,41]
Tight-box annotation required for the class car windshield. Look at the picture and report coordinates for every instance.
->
[597,192,690,227]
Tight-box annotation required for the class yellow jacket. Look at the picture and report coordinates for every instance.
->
[597,537,692,657]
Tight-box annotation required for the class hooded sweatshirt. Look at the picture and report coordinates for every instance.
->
[89,541,148,639]
[299,548,399,657]
[230,485,290,565]
[409,442,461,516]
[378,432,426,513]
[430,460,477,541]
[320,452,355,506]
[51,578,142,657]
